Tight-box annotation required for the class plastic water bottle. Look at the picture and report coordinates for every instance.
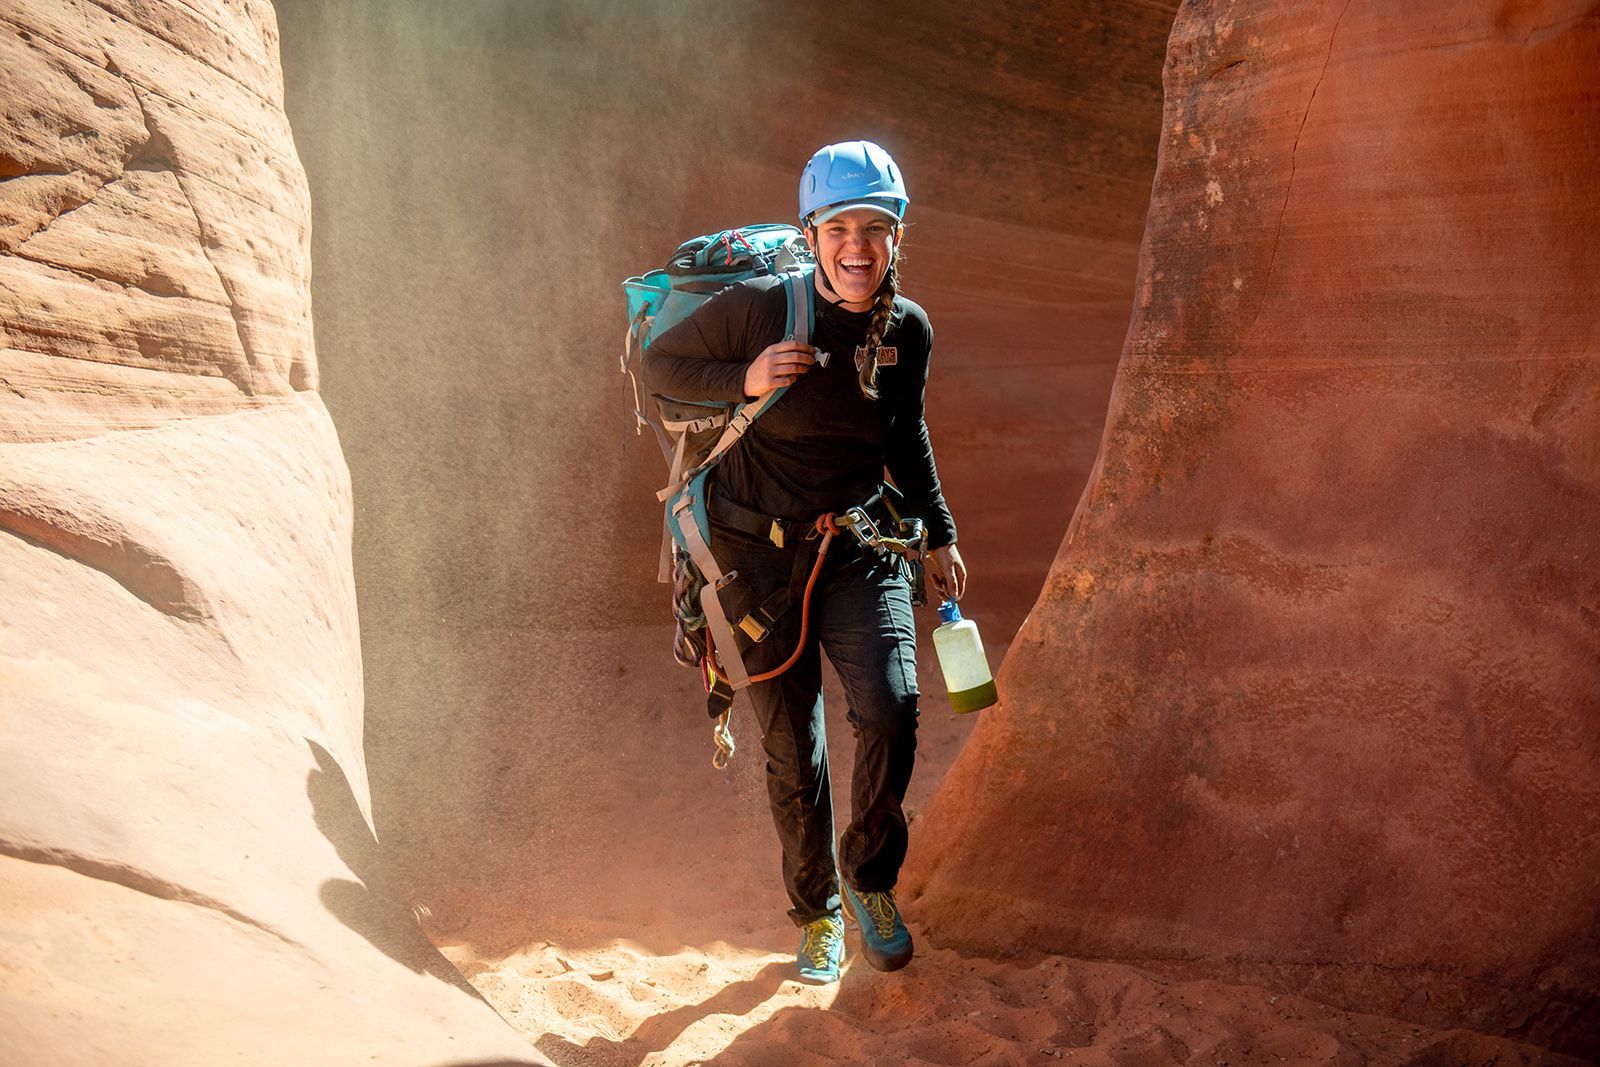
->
[932,600,997,713]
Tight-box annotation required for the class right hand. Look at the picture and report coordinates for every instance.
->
[743,340,816,397]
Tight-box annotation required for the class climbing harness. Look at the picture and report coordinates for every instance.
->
[700,497,927,768]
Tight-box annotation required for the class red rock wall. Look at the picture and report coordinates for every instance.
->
[905,0,1600,1052]
[0,2,541,1061]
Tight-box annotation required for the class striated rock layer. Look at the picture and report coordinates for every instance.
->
[0,1,540,1062]
[905,0,1600,1055]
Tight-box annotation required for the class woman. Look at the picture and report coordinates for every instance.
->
[644,140,966,983]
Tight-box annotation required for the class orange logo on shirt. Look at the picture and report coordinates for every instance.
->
[855,346,899,370]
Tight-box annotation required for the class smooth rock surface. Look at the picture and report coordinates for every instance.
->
[904,0,1600,1055]
[0,1,542,1062]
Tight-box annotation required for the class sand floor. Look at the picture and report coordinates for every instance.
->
[420,627,1589,1066]
[443,928,1583,1066]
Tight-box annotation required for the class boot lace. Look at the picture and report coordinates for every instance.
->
[858,889,901,940]
[801,915,843,969]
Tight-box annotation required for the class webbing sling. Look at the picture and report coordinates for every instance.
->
[655,409,724,582]
[659,270,813,696]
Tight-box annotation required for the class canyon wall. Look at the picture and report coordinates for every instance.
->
[905,0,1600,1054]
[0,1,540,1061]
[15,0,1591,1058]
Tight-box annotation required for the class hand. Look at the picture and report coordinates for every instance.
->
[924,544,967,603]
[743,339,816,397]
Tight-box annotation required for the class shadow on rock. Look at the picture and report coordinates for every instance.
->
[536,961,792,1067]
[307,739,486,1000]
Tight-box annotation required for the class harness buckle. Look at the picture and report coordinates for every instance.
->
[842,507,881,549]
[768,520,785,549]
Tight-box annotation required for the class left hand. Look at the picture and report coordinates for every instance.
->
[923,544,967,603]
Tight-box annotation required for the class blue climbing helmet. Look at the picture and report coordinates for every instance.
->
[797,140,909,226]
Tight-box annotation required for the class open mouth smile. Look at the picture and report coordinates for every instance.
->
[838,256,877,277]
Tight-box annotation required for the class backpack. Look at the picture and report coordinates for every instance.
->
[621,225,816,763]
[621,224,811,577]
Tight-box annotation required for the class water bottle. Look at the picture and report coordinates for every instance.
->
[931,600,997,713]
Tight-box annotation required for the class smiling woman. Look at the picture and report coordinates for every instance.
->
[800,141,909,403]
[815,212,896,305]
[642,139,967,986]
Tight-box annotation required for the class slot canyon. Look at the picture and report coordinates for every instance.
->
[2,1,1596,1064]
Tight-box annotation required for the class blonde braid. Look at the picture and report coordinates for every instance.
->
[856,246,902,400]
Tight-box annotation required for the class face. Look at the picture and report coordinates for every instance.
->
[809,208,900,311]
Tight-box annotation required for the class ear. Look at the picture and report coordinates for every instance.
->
[883,225,902,263]
[804,225,817,251]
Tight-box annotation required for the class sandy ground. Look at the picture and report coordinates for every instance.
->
[447,935,1584,1067]
[420,625,1589,1067]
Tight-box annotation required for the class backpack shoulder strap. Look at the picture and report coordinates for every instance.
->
[714,269,813,453]
[785,267,813,346]
[657,270,813,501]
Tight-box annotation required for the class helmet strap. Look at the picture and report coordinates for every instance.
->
[805,223,850,308]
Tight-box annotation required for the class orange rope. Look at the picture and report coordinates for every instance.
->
[704,514,839,687]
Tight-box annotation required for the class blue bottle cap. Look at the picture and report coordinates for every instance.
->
[937,599,963,624]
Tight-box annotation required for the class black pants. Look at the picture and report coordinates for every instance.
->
[710,515,920,926]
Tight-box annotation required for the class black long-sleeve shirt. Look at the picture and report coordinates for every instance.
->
[642,275,957,549]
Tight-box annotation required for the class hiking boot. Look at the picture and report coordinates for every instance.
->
[842,883,913,971]
[796,910,845,984]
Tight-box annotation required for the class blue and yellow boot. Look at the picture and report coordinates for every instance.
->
[842,884,913,971]
[796,909,845,983]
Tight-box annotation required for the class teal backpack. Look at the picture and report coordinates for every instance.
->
[621,225,816,764]
[622,224,810,546]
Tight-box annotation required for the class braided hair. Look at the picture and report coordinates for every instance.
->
[855,245,902,401]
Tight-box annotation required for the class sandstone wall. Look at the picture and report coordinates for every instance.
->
[11,0,1592,1057]
[0,2,540,1061]
[905,0,1600,1053]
